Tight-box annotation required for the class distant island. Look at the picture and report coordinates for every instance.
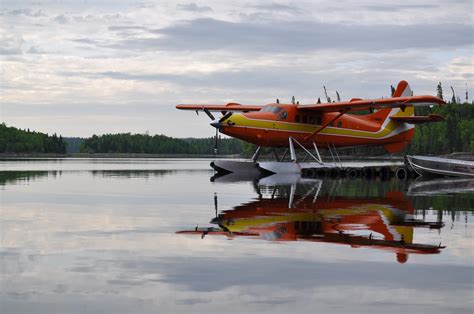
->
[1,102,473,157]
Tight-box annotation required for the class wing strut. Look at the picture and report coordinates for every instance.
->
[304,110,348,141]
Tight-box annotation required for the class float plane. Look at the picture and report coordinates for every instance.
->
[177,80,445,174]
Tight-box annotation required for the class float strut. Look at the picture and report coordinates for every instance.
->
[289,137,297,162]
[252,146,262,162]
[313,142,322,164]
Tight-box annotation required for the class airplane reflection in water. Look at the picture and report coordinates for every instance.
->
[178,175,446,263]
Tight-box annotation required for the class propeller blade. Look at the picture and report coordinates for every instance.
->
[219,111,233,123]
[203,108,215,120]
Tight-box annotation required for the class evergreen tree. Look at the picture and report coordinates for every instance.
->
[436,82,444,100]
[391,85,395,96]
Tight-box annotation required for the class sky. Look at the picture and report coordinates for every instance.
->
[1,0,473,138]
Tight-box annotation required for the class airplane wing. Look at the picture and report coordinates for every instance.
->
[176,103,263,112]
[297,95,445,113]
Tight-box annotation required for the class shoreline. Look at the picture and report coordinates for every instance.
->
[0,152,471,161]
[0,153,241,159]
[0,152,403,160]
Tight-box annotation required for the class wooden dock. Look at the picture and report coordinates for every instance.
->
[301,164,418,180]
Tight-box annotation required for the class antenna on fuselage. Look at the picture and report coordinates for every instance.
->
[323,86,330,103]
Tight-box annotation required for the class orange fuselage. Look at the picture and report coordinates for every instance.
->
[218,104,415,152]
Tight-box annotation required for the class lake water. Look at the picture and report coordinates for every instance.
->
[1,159,473,314]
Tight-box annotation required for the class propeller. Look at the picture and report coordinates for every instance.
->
[210,111,233,155]
[203,108,215,120]
[219,111,233,123]
[200,108,219,154]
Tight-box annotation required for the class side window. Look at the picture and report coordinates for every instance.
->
[302,116,307,123]
[337,121,343,128]
[272,107,283,114]
[316,116,322,125]
[295,115,300,123]
[279,110,288,120]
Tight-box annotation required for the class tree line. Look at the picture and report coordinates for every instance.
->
[408,103,474,154]
[0,123,66,154]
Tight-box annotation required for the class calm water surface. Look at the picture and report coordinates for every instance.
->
[1,159,473,314]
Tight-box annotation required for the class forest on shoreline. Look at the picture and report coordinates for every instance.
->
[1,103,473,156]
[0,123,67,154]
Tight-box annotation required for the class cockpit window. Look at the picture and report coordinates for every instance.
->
[260,106,283,114]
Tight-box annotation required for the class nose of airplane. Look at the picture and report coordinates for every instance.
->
[210,120,222,129]
[211,112,234,129]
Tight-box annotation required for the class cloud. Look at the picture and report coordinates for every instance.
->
[72,38,101,45]
[252,3,302,12]
[108,25,149,31]
[26,46,43,54]
[8,9,46,17]
[364,4,440,12]
[54,14,69,24]
[0,36,25,55]
[177,3,213,13]
[134,2,155,9]
[102,18,473,53]
[0,47,22,55]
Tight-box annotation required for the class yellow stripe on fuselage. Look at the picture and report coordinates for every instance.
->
[227,107,414,139]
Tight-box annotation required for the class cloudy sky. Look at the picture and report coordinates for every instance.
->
[1,0,473,138]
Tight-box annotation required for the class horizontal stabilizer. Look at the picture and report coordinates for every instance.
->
[390,114,445,124]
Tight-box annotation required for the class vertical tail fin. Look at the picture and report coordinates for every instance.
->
[382,80,415,153]
[359,80,415,153]
[366,80,414,124]
[392,80,412,97]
